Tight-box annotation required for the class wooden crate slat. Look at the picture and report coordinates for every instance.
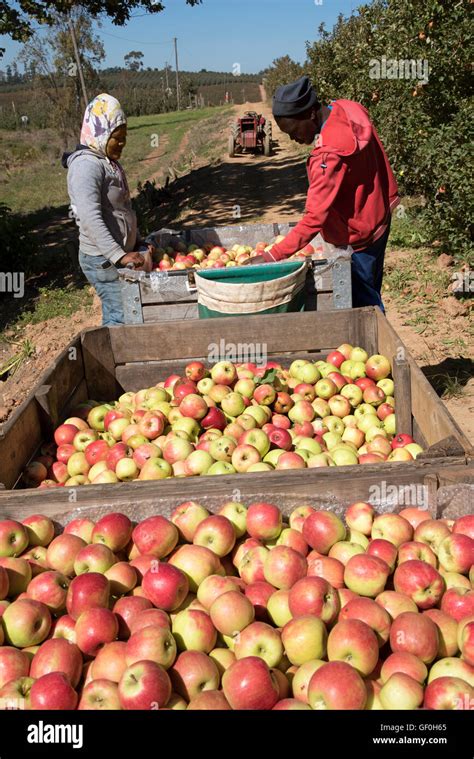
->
[0,401,43,489]
[81,328,121,402]
[0,458,468,519]
[109,310,359,365]
[143,303,199,322]
[376,310,472,452]
[115,351,331,391]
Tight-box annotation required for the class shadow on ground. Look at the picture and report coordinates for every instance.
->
[146,145,308,229]
[421,357,474,398]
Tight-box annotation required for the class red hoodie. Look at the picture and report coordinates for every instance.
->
[263,99,399,262]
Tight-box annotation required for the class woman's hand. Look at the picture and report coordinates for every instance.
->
[119,251,146,269]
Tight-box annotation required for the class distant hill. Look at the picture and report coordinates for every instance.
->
[0,68,263,128]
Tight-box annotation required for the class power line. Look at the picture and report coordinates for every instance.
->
[99,31,173,46]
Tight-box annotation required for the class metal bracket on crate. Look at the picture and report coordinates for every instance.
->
[311,251,353,310]
[120,278,143,324]
[186,270,197,293]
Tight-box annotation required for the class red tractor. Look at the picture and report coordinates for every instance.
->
[228,111,273,157]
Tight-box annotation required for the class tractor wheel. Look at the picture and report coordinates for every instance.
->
[228,135,236,157]
[263,134,272,157]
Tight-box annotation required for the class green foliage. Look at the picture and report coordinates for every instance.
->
[263,56,304,98]
[16,9,105,142]
[18,286,93,325]
[265,0,473,257]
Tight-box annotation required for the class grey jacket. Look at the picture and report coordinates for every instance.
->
[66,148,138,264]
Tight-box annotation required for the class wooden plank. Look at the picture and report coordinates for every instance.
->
[435,463,474,486]
[0,337,85,490]
[81,328,121,402]
[0,458,468,520]
[376,310,472,453]
[143,303,199,322]
[393,357,413,436]
[0,401,43,489]
[109,310,359,365]
[62,377,90,417]
[356,307,378,355]
[412,418,429,450]
[34,385,56,439]
[115,351,331,390]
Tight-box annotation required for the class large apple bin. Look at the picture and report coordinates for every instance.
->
[0,307,472,520]
[118,222,353,324]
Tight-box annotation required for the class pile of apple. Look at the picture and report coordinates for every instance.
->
[22,347,422,489]
[0,502,472,710]
[152,236,319,271]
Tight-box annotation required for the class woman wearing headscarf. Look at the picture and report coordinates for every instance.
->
[63,93,153,325]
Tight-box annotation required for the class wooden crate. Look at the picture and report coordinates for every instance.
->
[0,462,472,523]
[0,308,472,502]
[119,222,352,323]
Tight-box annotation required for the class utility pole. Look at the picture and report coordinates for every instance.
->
[165,63,169,91]
[173,37,180,111]
[68,15,89,110]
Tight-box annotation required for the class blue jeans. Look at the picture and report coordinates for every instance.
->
[351,223,391,312]
[79,252,125,326]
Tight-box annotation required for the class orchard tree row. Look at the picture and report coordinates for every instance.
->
[264,0,472,257]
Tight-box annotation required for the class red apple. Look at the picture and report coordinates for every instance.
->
[91,513,132,552]
[132,516,178,559]
[118,660,171,710]
[302,511,346,554]
[453,515,474,541]
[327,618,379,676]
[30,638,82,687]
[66,572,110,621]
[0,647,30,689]
[394,560,445,609]
[441,587,474,622]
[54,423,80,447]
[288,576,339,625]
[142,563,189,612]
[389,611,439,663]
[64,518,95,543]
[46,533,86,577]
[340,596,392,647]
[246,502,282,541]
[27,571,69,614]
[30,672,78,710]
[424,676,473,710]
[113,596,153,639]
[222,656,280,710]
[0,520,29,558]
[170,650,219,701]
[75,607,118,657]
[308,661,367,710]
[263,545,307,591]
[344,554,390,597]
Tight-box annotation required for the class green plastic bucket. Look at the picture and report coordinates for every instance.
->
[195,261,308,319]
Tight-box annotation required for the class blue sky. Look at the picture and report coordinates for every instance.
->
[0,0,358,73]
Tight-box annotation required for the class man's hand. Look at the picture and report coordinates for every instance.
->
[119,251,146,269]
[241,255,268,266]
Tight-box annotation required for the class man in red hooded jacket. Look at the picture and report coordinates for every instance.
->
[253,76,399,311]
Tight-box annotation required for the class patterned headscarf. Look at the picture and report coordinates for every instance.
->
[80,93,126,156]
